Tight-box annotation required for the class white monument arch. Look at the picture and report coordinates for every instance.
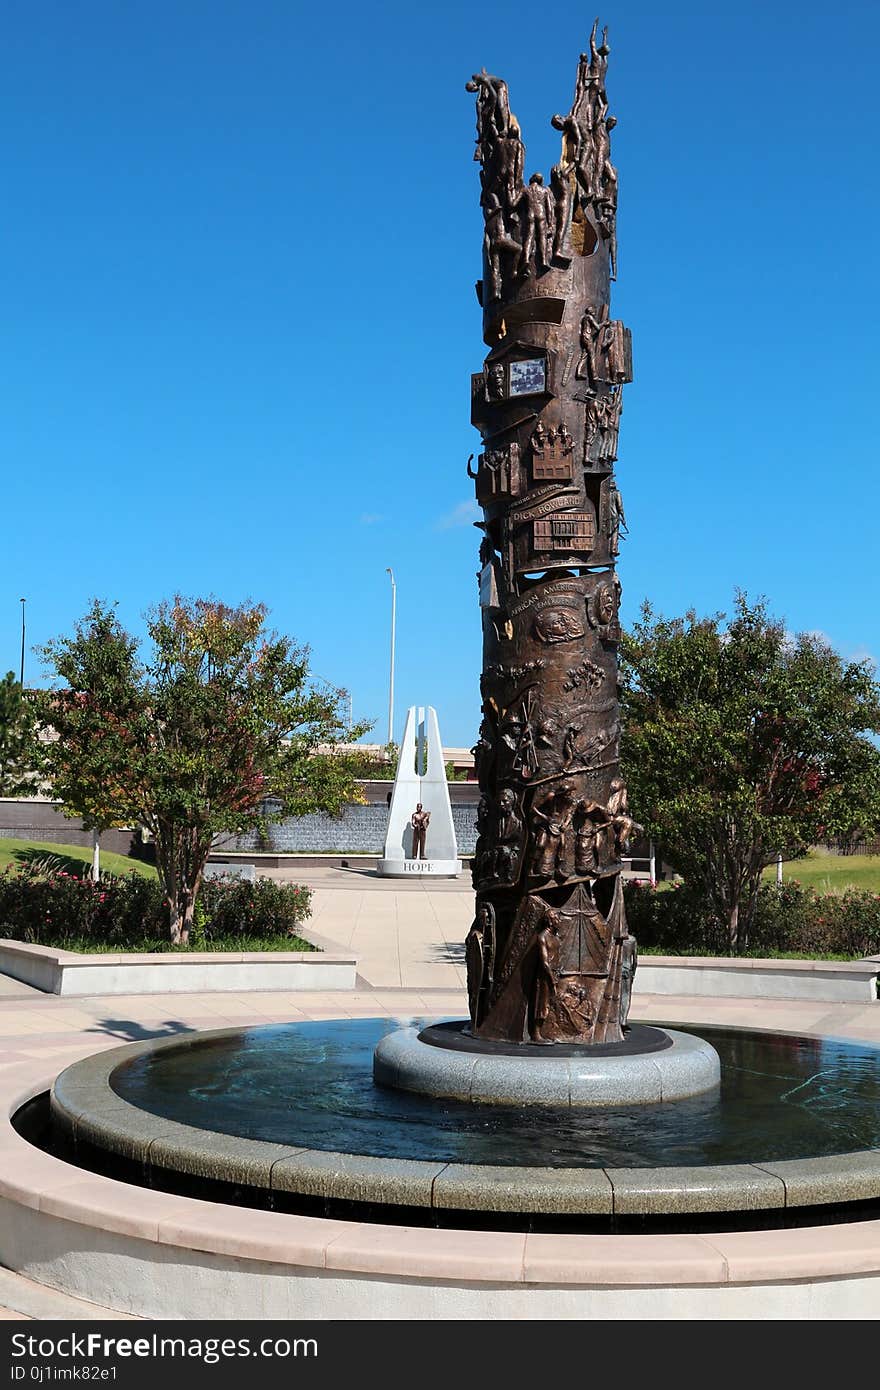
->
[378,705,462,877]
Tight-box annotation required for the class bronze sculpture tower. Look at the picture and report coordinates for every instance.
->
[466,22,638,1046]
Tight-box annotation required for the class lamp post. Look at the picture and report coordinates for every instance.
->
[385,568,396,748]
[19,599,26,686]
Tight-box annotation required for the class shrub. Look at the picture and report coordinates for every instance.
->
[0,864,312,950]
[195,876,312,944]
[0,864,166,948]
[624,880,719,953]
[624,879,880,958]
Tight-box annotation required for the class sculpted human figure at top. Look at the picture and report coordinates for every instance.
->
[466,69,514,154]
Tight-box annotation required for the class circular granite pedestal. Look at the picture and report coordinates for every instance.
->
[372,1021,721,1106]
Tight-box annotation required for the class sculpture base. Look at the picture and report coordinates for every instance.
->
[377,858,463,877]
[373,1021,720,1107]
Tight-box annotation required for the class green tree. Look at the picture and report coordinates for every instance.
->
[620,594,880,953]
[0,671,37,797]
[37,598,371,944]
[345,741,399,780]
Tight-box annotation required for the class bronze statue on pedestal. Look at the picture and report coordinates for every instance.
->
[411,804,430,860]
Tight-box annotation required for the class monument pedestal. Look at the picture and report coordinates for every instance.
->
[378,856,462,878]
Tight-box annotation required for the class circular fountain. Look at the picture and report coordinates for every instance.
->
[43,1015,880,1224]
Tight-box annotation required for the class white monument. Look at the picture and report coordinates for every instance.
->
[378,705,462,877]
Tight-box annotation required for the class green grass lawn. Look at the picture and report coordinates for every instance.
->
[761,853,880,894]
[0,838,157,880]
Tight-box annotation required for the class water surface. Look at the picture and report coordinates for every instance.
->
[112,1018,880,1167]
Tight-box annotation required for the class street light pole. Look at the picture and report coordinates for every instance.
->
[385,568,396,748]
[19,599,26,686]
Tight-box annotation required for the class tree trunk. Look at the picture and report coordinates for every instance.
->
[91,828,100,883]
[153,830,185,945]
[168,892,185,946]
[155,825,212,949]
[740,870,763,954]
[727,899,739,954]
[181,846,211,948]
[179,885,191,947]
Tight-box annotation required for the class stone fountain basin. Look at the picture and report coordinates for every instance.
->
[47,1025,880,1218]
[2,1012,880,1319]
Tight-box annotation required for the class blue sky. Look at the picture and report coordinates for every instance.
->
[3,0,878,745]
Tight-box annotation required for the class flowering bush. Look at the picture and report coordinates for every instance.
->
[0,865,312,950]
[623,879,880,957]
[195,876,312,943]
[0,865,165,947]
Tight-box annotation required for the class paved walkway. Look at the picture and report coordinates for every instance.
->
[0,975,42,999]
[307,879,472,991]
[1,867,880,1318]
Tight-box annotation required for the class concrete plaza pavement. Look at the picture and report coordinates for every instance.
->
[296,866,473,991]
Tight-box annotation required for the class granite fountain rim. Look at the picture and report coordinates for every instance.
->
[46,1021,880,1217]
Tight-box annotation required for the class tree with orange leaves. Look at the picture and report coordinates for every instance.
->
[37,598,370,944]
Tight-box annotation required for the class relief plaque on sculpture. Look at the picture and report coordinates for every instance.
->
[509,358,547,396]
[533,512,595,552]
[479,561,501,611]
[531,421,574,481]
[470,441,522,503]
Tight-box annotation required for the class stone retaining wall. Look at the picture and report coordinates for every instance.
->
[0,801,137,856]
[1,791,480,857]
[0,940,357,996]
[215,803,479,855]
[635,956,879,1004]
